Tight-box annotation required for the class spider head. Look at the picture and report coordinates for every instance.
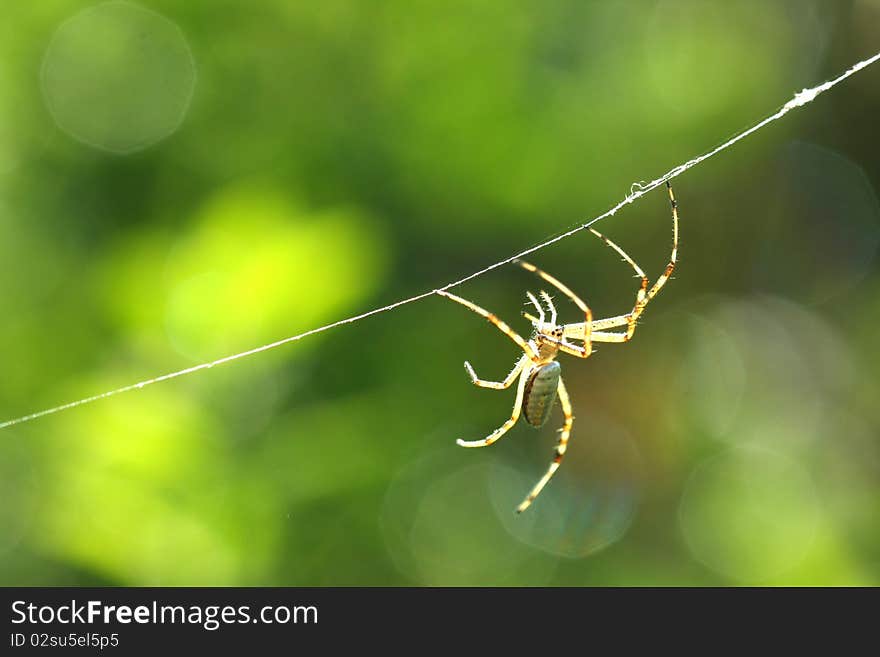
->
[522,290,561,338]
[538,324,564,343]
[523,309,564,342]
[532,323,564,360]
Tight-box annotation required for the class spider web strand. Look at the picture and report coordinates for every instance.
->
[1,49,878,431]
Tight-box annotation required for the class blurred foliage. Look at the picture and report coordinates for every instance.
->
[1,0,879,586]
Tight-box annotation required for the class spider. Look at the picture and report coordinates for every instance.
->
[437,182,679,513]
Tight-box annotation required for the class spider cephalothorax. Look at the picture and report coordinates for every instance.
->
[437,182,680,512]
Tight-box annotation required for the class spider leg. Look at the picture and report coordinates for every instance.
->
[525,291,545,325]
[541,334,594,359]
[457,365,531,448]
[437,290,539,360]
[586,225,648,338]
[563,182,679,344]
[539,291,558,326]
[563,314,627,338]
[464,354,528,390]
[517,375,573,513]
[589,331,636,343]
[557,342,591,358]
[514,260,593,358]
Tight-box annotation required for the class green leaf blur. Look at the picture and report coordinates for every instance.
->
[1,0,879,586]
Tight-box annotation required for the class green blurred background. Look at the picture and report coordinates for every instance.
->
[1,0,879,586]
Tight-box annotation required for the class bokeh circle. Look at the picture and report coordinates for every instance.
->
[41,1,196,153]
[488,413,644,559]
[678,446,819,582]
[381,448,559,585]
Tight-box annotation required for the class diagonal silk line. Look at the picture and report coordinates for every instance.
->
[2,49,879,430]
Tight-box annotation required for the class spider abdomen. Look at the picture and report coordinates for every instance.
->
[522,362,561,428]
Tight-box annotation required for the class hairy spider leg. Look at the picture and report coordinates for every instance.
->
[514,260,593,359]
[525,291,545,325]
[517,376,573,513]
[564,181,679,344]
[464,353,529,389]
[539,291,558,326]
[457,364,532,448]
[436,290,539,361]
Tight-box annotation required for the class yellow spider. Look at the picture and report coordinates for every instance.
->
[438,183,680,512]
